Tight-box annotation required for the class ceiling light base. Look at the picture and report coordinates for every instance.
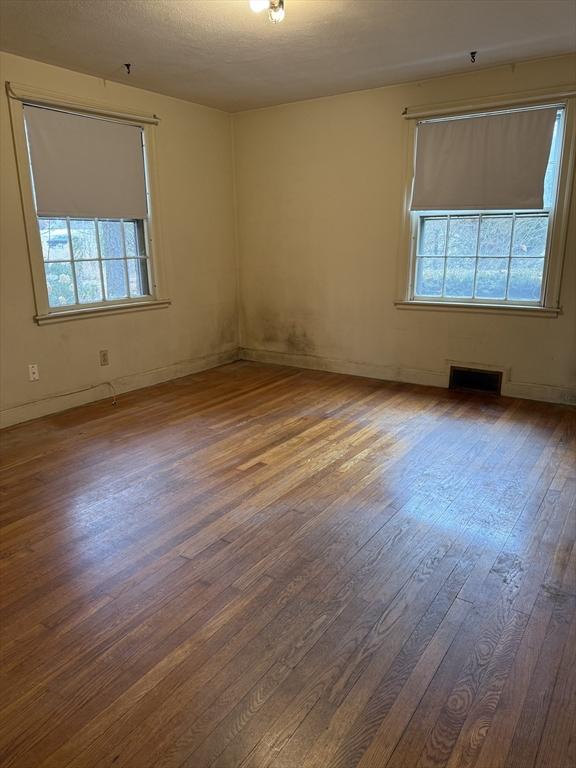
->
[249,0,285,23]
[269,0,285,24]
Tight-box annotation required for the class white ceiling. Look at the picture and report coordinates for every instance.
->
[1,0,575,112]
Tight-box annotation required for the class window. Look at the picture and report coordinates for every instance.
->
[39,217,149,307]
[413,110,563,304]
[399,98,575,313]
[8,84,168,322]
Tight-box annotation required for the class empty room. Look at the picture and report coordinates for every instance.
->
[0,1,575,766]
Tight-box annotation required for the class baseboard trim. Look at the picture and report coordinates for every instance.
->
[0,349,238,428]
[239,347,576,406]
[501,380,576,405]
[3,346,573,428]
[238,347,447,388]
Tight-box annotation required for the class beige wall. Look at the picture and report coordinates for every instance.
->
[234,55,576,403]
[2,53,575,426]
[0,52,238,426]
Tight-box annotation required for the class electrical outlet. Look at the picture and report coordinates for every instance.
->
[28,364,39,381]
[99,349,110,366]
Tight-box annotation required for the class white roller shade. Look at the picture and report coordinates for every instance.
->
[410,107,557,211]
[24,105,148,219]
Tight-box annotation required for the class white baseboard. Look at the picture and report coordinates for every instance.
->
[239,347,576,406]
[0,348,238,428]
[3,346,573,428]
[502,380,576,405]
[238,347,447,388]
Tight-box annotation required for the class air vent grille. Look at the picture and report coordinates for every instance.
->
[449,366,502,395]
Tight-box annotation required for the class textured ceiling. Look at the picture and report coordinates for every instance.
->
[1,0,575,112]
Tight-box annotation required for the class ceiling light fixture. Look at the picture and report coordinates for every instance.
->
[249,0,285,23]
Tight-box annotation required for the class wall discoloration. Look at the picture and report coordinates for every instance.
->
[217,311,238,348]
[285,323,315,354]
[1,51,237,423]
[234,54,576,402]
[252,307,316,355]
[260,308,281,344]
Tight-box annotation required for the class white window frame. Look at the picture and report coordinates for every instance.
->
[395,89,576,317]
[6,82,170,324]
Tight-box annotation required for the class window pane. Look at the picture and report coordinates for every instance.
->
[543,165,557,210]
[418,218,447,256]
[415,257,443,297]
[103,260,128,300]
[444,258,475,298]
[69,219,98,260]
[127,259,150,297]
[98,220,124,258]
[45,262,75,306]
[543,113,562,209]
[512,215,548,257]
[475,258,508,299]
[447,217,478,257]
[508,258,544,302]
[478,216,513,257]
[39,218,70,261]
[74,261,103,303]
[124,220,146,257]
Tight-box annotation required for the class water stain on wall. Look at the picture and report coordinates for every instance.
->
[260,308,280,344]
[255,307,316,355]
[218,311,238,347]
[285,323,315,354]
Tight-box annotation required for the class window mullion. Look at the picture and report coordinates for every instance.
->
[412,214,421,300]
[66,217,80,305]
[504,213,516,301]
[440,216,450,298]
[472,213,483,298]
[119,219,130,297]
[540,211,552,303]
[94,218,106,302]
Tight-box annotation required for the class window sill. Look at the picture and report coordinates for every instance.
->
[394,300,561,318]
[34,298,171,325]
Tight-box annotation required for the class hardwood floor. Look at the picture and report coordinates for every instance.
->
[0,361,574,768]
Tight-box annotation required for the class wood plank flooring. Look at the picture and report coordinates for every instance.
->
[0,361,574,768]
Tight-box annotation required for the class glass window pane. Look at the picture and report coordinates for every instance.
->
[69,219,98,260]
[98,220,124,258]
[444,258,475,298]
[103,260,128,300]
[44,262,75,306]
[39,218,70,261]
[543,161,558,210]
[74,261,103,304]
[418,218,447,256]
[127,259,150,297]
[415,257,444,297]
[512,215,548,257]
[508,258,544,302]
[447,217,478,257]
[543,112,563,209]
[478,216,513,257]
[475,258,508,299]
[124,220,146,257]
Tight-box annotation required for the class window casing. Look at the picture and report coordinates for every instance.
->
[398,96,575,314]
[7,83,169,323]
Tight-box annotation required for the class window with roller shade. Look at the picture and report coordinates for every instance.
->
[407,105,566,306]
[23,105,153,309]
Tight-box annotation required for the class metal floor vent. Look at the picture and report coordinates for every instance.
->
[449,366,502,395]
